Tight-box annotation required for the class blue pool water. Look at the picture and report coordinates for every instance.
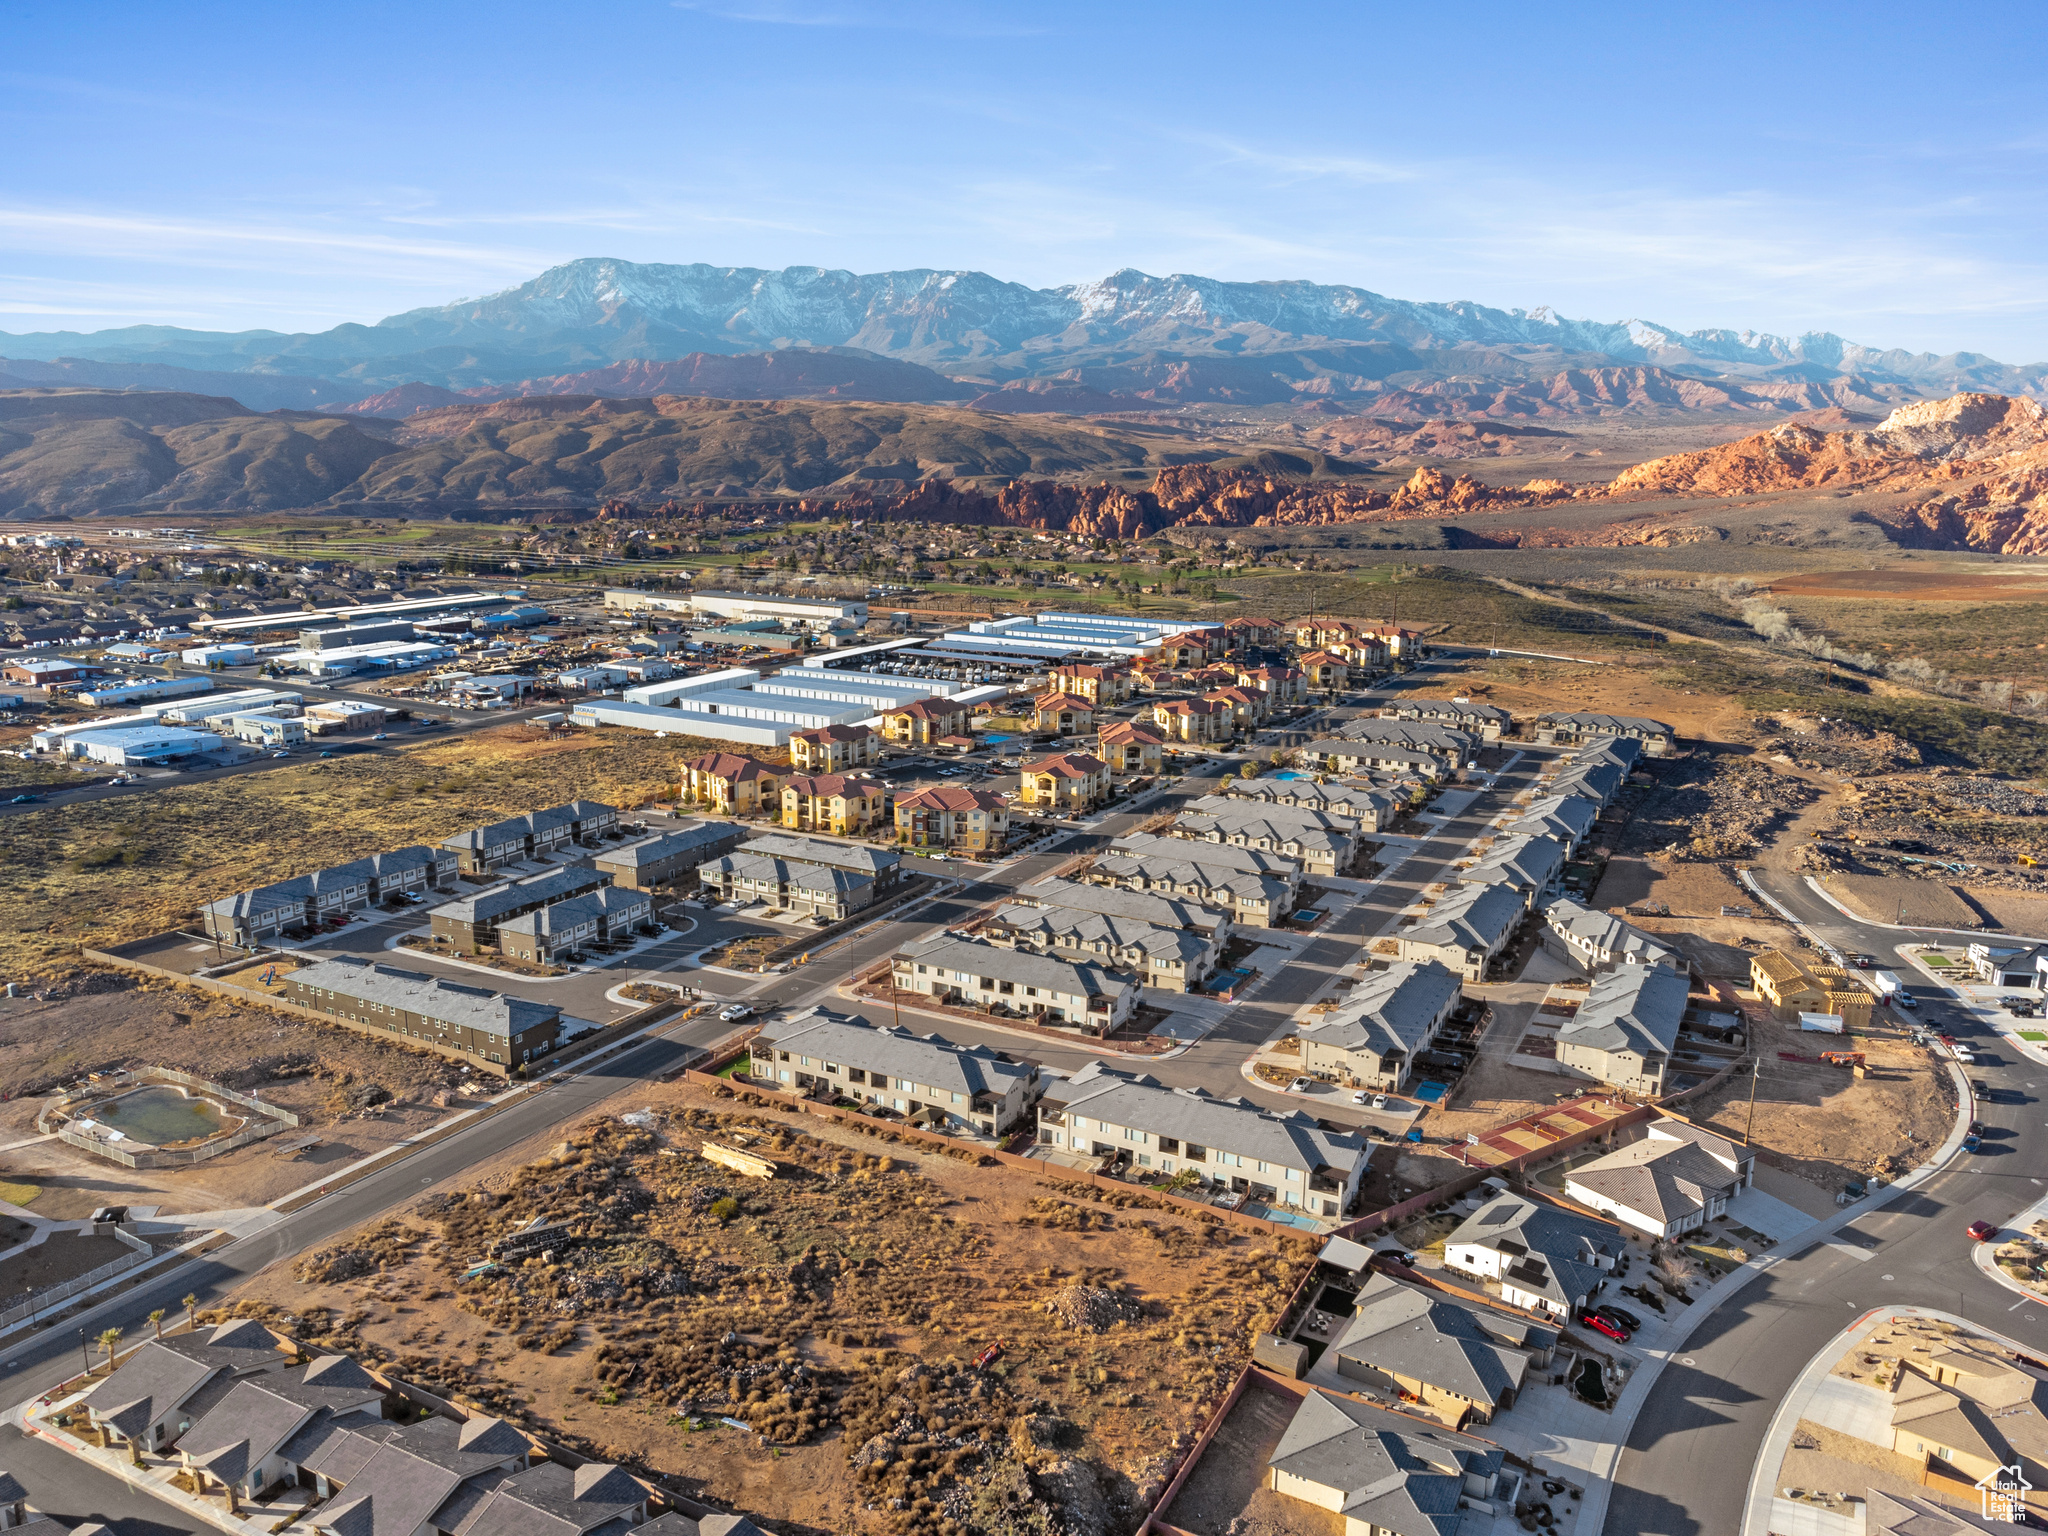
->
[1413,1081,1449,1104]
[983,733,1013,744]
[1275,771,1305,780]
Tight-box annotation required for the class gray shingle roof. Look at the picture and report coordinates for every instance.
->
[450,1460,647,1536]
[1008,876,1232,935]
[896,936,1132,1000]
[735,834,900,877]
[1506,793,1598,843]
[1051,1060,1365,1177]
[987,904,1211,971]
[497,886,652,938]
[80,1319,286,1438]
[1183,795,1358,835]
[1386,698,1512,728]
[431,866,609,925]
[1535,712,1672,737]
[1559,963,1688,1060]
[444,802,618,854]
[1337,719,1477,758]
[1088,854,1292,910]
[1333,1273,1535,1408]
[705,852,874,897]
[1229,778,1397,823]
[1543,899,1681,969]
[1549,759,1624,804]
[1108,832,1299,877]
[597,823,744,870]
[289,957,561,1040]
[757,1007,1035,1102]
[1269,1389,1503,1536]
[1172,813,1350,860]
[1443,1192,1620,1311]
[1302,961,1459,1063]
[1404,883,1522,953]
[1458,834,1565,895]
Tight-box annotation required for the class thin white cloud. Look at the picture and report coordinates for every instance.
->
[669,0,1042,35]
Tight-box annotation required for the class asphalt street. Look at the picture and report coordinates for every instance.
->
[1603,870,2048,1535]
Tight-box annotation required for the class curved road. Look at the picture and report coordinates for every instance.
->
[1605,869,2048,1535]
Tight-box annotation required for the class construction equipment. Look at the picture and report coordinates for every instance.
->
[974,1338,1005,1370]
[1820,1050,1866,1068]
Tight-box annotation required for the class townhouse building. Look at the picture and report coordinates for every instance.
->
[1171,808,1355,878]
[285,956,562,1069]
[592,822,746,891]
[780,772,886,836]
[1297,739,1447,781]
[1554,962,1689,1096]
[981,901,1222,993]
[1037,1059,1369,1217]
[1544,898,1684,975]
[495,885,655,964]
[700,833,900,919]
[1504,791,1599,854]
[430,866,610,954]
[441,801,619,873]
[1019,750,1113,812]
[1083,847,1296,927]
[1385,697,1513,741]
[787,722,881,772]
[1096,718,1166,777]
[1456,833,1567,911]
[1532,712,1675,756]
[201,844,456,945]
[892,935,1138,1033]
[1396,882,1523,980]
[894,784,1010,853]
[1228,776,1397,833]
[681,752,785,816]
[1296,960,1462,1092]
[1004,876,1234,940]
[755,1006,1043,1135]
[1338,717,1478,769]
[1548,757,1625,806]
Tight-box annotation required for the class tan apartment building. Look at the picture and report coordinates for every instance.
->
[1019,750,1113,812]
[880,697,971,746]
[1296,650,1349,692]
[895,784,1009,853]
[1097,718,1166,777]
[683,751,785,815]
[1152,695,1232,744]
[1236,664,1308,704]
[788,722,881,772]
[1049,662,1134,706]
[780,772,886,836]
[1202,685,1269,730]
[1031,690,1096,735]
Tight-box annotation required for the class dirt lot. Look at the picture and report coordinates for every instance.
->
[1404,654,1750,745]
[224,1080,1316,1536]
[1677,1011,1949,1196]
[0,722,749,983]
[0,977,475,1219]
[1163,1384,1339,1536]
[1823,874,1982,929]
[1770,569,2048,603]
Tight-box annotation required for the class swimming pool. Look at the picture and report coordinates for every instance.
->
[1275,771,1305,780]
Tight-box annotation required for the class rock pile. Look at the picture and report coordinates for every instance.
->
[1043,1284,1145,1333]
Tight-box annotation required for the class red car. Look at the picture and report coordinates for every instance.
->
[1580,1312,1630,1343]
[1968,1220,2001,1243]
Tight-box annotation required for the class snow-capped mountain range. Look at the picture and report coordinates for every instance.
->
[2,257,2039,405]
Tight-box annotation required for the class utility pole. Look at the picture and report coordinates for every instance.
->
[1743,1054,1762,1145]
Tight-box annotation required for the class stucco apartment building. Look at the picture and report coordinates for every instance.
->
[1151,695,1233,744]
[1018,750,1113,812]
[755,1006,1043,1136]
[788,722,880,772]
[1236,664,1307,704]
[880,697,971,746]
[780,773,885,835]
[285,955,562,1070]
[894,784,1009,852]
[683,752,784,815]
[1295,650,1349,692]
[1049,662,1134,706]
[1296,960,1462,1091]
[1038,1059,1369,1217]
[1031,691,1096,735]
[441,801,619,874]
[1096,719,1166,776]
[892,935,1138,1033]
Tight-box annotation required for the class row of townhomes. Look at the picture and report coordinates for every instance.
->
[754,1007,1041,1136]
[698,833,902,921]
[69,1318,764,1536]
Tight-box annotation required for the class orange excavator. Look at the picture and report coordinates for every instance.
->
[1820,1050,1866,1068]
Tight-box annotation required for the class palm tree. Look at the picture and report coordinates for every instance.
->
[149,1308,165,1340]
[97,1326,122,1374]
[184,1292,199,1332]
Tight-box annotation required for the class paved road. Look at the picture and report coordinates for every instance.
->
[1604,869,2048,1535]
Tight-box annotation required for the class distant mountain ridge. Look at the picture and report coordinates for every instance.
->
[5,258,2042,409]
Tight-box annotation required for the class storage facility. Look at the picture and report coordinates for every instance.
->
[75,675,213,708]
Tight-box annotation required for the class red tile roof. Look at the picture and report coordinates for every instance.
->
[1022,751,1109,778]
[1098,719,1167,745]
[784,774,873,799]
[897,786,1006,813]
[791,723,877,745]
[686,752,780,780]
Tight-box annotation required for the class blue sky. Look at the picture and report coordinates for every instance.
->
[6,1,2048,358]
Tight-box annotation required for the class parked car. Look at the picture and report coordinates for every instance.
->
[1595,1303,1643,1331]
[1968,1219,2001,1242]
[1964,1134,1982,1152]
[1580,1312,1630,1343]
[1285,1077,1312,1093]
